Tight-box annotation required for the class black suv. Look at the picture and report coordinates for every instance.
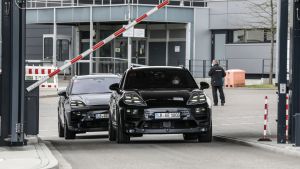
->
[57,74,120,139]
[108,66,212,143]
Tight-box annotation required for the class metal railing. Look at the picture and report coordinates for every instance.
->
[26,0,208,8]
[189,59,228,78]
[25,59,53,66]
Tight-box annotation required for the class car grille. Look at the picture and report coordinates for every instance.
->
[145,99,186,107]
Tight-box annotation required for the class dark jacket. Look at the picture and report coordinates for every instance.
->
[208,64,226,86]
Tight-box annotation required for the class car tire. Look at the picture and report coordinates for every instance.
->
[116,111,130,144]
[58,118,64,138]
[108,114,116,141]
[197,125,212,143]
[64,118,76,140]
[183,134,197,141]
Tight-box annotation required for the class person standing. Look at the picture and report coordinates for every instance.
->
[208,60,226,106]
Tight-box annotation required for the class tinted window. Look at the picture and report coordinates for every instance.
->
[71,77,120,95]
[124,69,198,90]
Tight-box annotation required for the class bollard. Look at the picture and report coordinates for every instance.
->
[258,96,272,141]
[295,114,300,146]
[286,95,289,143]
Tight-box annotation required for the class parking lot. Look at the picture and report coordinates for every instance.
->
[38,88,300,169]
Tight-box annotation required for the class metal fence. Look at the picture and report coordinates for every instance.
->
[26,0,208,8]
[189,59,277,78]
[189,59,228,78]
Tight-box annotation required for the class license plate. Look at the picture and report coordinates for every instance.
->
[155,112,180,119]
[95,113,109,119]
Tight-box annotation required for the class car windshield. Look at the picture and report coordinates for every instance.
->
[71,77,120,95]
[124,68,198,90]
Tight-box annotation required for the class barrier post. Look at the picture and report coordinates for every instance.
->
[286,95,289,143]
[258,96,272,141]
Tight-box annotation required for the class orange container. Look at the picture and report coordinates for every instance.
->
[224,69,246,88]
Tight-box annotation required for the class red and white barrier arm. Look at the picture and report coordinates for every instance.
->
[26,0,170,92]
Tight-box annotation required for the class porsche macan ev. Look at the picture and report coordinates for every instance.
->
[108,67,212,143]
[58,74,120,139]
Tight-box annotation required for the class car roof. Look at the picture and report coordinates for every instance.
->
[129,66,185,70]
[72,74,120,80]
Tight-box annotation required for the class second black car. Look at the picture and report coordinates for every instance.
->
[108,66,212,143]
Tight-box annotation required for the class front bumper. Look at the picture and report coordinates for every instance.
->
[128,127,209,134]
[120,107,211,135]
[68,108,109,133]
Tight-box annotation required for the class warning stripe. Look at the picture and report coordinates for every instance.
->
[158,0,169,9]
[71,55,83,64]
[26,0,169,92]
[136,14,147,23]
[93,41,105,51]
[114,27,126,37]
[49,69,61,78]
[286,94,289,142]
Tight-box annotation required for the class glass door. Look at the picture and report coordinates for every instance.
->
[132,39,147,66]
[43,34,72,74]
[114,38,128,74]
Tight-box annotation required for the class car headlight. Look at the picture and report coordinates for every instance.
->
[187,92,207,105]
[122,92,147,106]
[70,100,85,107]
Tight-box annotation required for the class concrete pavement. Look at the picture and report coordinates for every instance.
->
[0,138,58,169]
[50,134,300,169]
[207,88,300,157]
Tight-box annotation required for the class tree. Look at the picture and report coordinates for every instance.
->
[246,0,277,84]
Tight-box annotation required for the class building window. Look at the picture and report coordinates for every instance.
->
[44,37,53,60]
[246,29,264,43]
[230,29,274,44]
[265,30,276,42]
[233,30,246,43]
[57,39,70,61]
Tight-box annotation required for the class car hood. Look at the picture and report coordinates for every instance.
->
[134,90,202,107]
[70,93,111,106]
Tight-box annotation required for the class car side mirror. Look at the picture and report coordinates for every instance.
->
[57,90,67,97]
[200,82,210,90]
[109,83,120,91]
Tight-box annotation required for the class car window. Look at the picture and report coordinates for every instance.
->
[71,77,120,95]
[124,69,198,90]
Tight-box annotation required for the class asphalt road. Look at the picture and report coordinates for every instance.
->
[49,134,300,169]
[39,89,300,169]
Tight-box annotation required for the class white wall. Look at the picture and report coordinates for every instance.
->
[208,0,272,29]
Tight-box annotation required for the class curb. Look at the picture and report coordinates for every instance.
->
[35,142,59,169]
[213,135,300,158]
